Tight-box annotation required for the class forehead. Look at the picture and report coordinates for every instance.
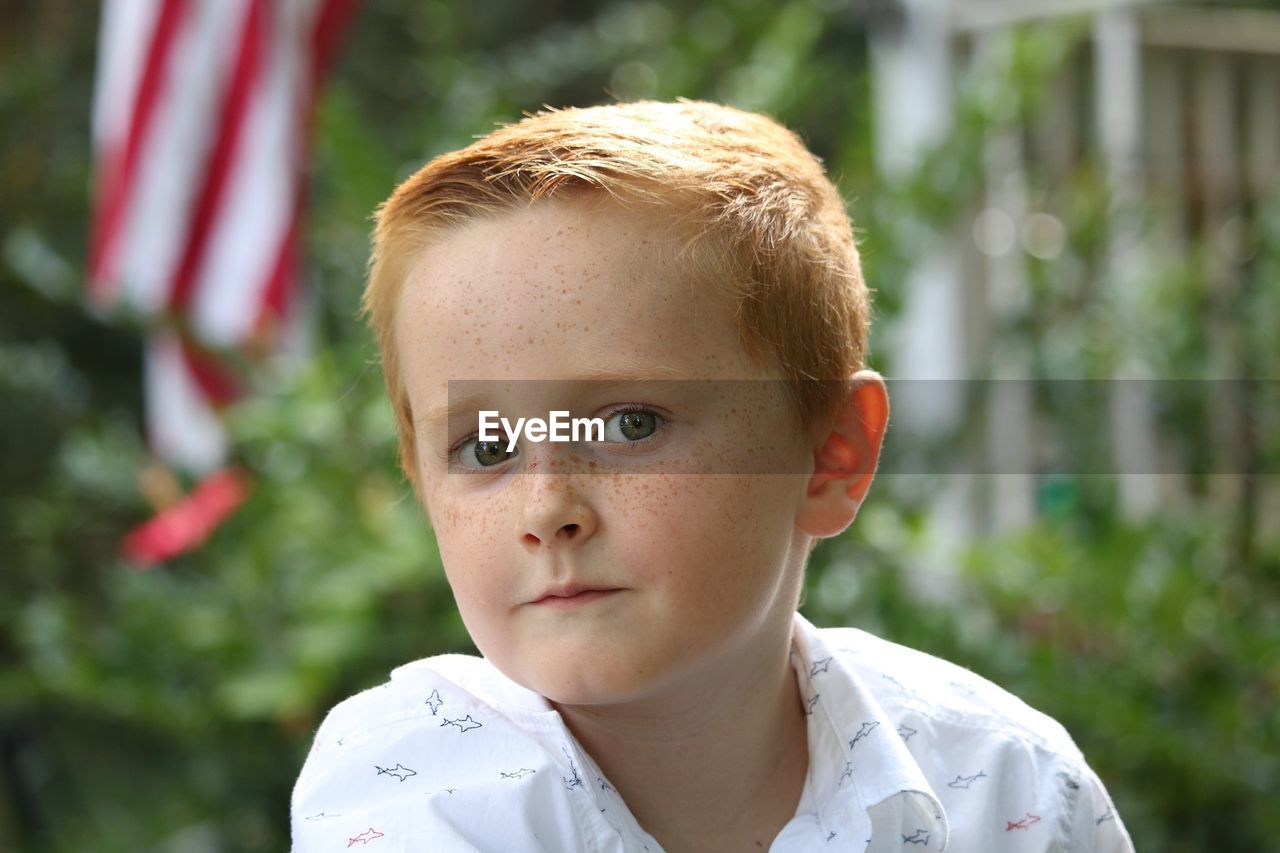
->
[393,197,762,386]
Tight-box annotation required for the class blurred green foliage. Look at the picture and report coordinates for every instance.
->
[2,1,1277,851]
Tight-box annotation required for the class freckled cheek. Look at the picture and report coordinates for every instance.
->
[427,491,513,597]
[681,477,788,590]
[607,475,746,587]
[593,475,680,579]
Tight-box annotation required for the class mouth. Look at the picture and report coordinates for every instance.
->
[529,585,624,608]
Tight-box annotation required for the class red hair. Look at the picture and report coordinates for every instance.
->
[362,100,871,490]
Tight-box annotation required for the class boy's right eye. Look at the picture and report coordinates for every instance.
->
[455,438,518,470]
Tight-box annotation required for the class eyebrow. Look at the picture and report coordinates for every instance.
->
[417,365,687,432]
[418,391,486,433]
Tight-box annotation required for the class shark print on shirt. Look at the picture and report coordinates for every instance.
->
[501,768,536,780]
[347,827,384,847]
[374,764,416,782]
[561,747,584,791]
[440,715,482,733]
[947,771,988,789]
[848,720,880,749]
[902,828,930,845]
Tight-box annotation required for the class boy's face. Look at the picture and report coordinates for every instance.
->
[394,197,819,706]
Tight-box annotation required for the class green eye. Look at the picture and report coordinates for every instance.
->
[604,409,661,442]
[458,439,517,469]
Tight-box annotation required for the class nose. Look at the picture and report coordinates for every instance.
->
[516,455,599,551]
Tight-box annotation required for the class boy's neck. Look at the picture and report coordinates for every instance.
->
[551,617,809,852]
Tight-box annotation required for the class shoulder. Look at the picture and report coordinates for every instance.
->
[301,653,525,747]
[819,625,1081,757]
[292,653,510,810]
[815,625,1134,852]
[291,655,609,852]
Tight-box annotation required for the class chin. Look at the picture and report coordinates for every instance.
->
[527,669,630,708]
[523,655,660,709]
[494,629,680,707]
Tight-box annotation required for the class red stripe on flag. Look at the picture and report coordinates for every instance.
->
[88,0,188,303]
[252,0,362,346]
[167,0,268,312]
[178,335,241,408]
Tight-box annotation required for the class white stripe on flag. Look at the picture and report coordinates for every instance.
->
[145,329,227,475]
[89,0,186,303]
[115,0,250,314]
[192,0,313,345]
[91,0,155,154]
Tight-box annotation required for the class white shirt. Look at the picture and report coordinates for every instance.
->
[292,612,1134,852]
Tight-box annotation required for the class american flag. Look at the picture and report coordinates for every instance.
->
[89,0,359,474]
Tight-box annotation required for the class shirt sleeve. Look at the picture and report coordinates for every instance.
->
[1060,763,1135,853]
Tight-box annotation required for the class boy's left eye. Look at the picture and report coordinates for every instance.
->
[603,408,662,442]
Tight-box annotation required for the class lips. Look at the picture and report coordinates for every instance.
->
[529,583,623,607]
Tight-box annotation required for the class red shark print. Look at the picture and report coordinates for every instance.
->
[1005,812,1042,831]
[348,827,385,847]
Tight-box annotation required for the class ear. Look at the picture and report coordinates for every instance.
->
[795,370,890,539]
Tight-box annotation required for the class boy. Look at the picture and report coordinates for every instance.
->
[291,101,1134,852]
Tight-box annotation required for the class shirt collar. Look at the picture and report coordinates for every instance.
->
[789,611,950,849]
